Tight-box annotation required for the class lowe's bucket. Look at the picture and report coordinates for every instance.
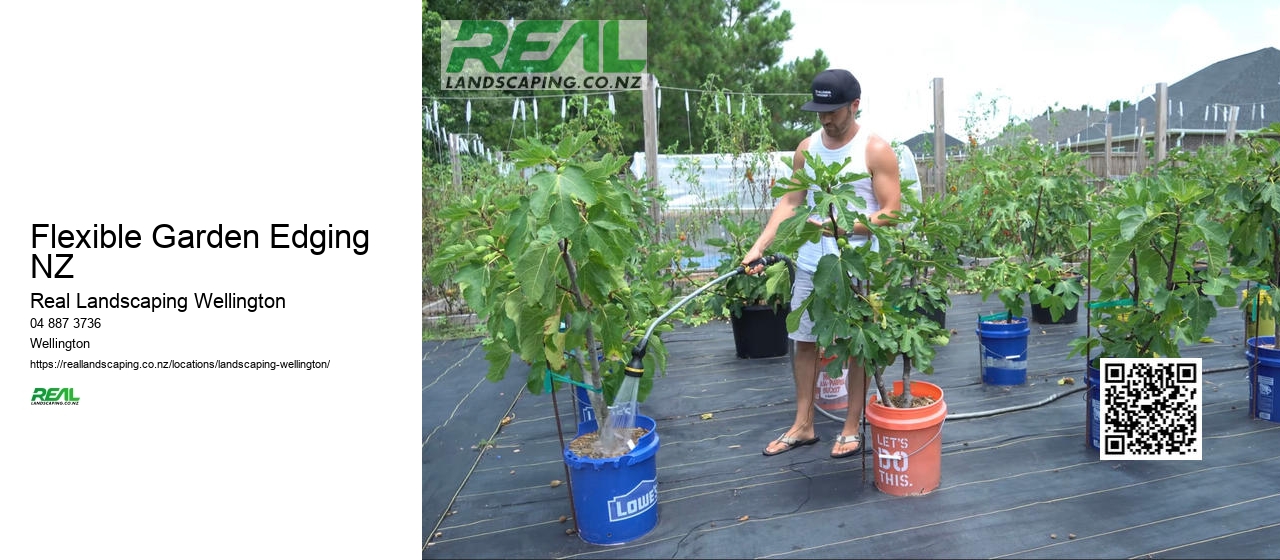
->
[865,380,947,496]
[574,385,597,426]
[976,316,1030,385]
[1086,361,1101,449]
[1246,337,1280,423]
[565,415,660,545]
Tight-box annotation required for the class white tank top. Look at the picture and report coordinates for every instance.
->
[795,128,881,273]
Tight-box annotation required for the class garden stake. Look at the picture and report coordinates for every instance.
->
[548,375,581,536]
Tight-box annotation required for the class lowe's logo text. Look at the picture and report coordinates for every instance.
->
[32,387,80,405]
[441,20,646,90]
[607,479,657,522]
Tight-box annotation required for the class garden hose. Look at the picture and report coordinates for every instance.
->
[628,253,792,370]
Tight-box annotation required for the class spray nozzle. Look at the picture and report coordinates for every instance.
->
[624,346,645,378]
[743,253,783,273]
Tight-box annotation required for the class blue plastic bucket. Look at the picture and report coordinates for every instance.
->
[565,414,660,545]
[574,385,596,426]
[976,317,1030,385]
[1086,362,1100,449]
[1246,337,1280,423]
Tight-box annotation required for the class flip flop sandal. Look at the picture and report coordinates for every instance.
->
[830,434,862,458]
[762,434,820,456]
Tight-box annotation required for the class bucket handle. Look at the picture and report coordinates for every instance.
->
[875,418,946,461]
[977,342,1024,361]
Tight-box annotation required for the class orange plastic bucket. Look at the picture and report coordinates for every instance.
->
[865,380,946,496]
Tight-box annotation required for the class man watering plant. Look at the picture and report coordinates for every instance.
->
[742,69,903,459]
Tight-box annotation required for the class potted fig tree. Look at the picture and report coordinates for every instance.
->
[1221,123,1280,422]
[428,131,693,545]
[704,215,793,358]
[1069,160,1235,447]
[770,152,963,496]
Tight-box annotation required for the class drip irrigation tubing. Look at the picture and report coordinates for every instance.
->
[815,363,1251,422]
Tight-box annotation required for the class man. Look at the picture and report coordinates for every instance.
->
[742,69,903,459]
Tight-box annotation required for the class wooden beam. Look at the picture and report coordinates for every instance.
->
[642,73,661,241]
[933,78,946,197]
[1155,83,1168,163]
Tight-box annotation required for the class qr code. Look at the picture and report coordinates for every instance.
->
[1099,358,1202,460]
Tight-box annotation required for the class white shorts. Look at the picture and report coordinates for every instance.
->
[789,267,818,343]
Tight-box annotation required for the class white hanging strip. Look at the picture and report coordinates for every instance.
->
[1262,104,1266,119]
[1179,101,1183,118]
[583,96,587,116]
[520,98,527,121]
[561,96,567,120]
[740,94,745,114]
[655,76,661,109]
[758,96,764,115]
[605,92,613,114]
[466,100,472,124]
[532,98,539,123]
[1252,104,1257,121]
[1214,105,1219,122]
[684,91,690,113]
[715,94,720,114]
[1204,105,1210,121]
[423,108,431,131]
[1167,99,1171,116]
[726,93,731,115]
[512,99,520,120]
[433,100,439,126]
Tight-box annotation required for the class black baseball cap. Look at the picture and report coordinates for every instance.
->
[801,69,861,112]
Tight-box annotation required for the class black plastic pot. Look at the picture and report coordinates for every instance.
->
[920,304,947,329]
[730,304,790,359]
[1031,300,1080,324]
[1031,274,1081,324]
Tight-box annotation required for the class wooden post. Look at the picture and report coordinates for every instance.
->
[1225,105,1239,145]
[642,72,661,241]
[449,132,462,189]
[1138,117,1147,173]
[933,77,946,197]
[1103,122,1112,182]
[1155,82,1168,163]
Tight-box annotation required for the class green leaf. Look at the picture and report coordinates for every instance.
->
[549,192,583,238]
[1117,207,1147,241]
[517,307,548,363]
[516,242,559,307]
[556,165,597,206]
[483,338,513,383]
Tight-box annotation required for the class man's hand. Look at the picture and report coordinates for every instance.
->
[809,217,842,238]
[741,248,766,275]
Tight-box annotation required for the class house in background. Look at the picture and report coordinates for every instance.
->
[901,132,966,158]
[990,47,1280,155]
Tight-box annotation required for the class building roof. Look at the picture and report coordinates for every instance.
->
[901,132,966,155]
[990,47,1280,148]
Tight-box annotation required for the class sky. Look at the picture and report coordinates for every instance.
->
[776,0,1280,143]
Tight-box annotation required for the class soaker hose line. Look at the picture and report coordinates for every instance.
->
[816,363,1252,423]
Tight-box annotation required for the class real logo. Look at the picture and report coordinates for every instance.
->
[441,20,647,91]
[31,387,80,405]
